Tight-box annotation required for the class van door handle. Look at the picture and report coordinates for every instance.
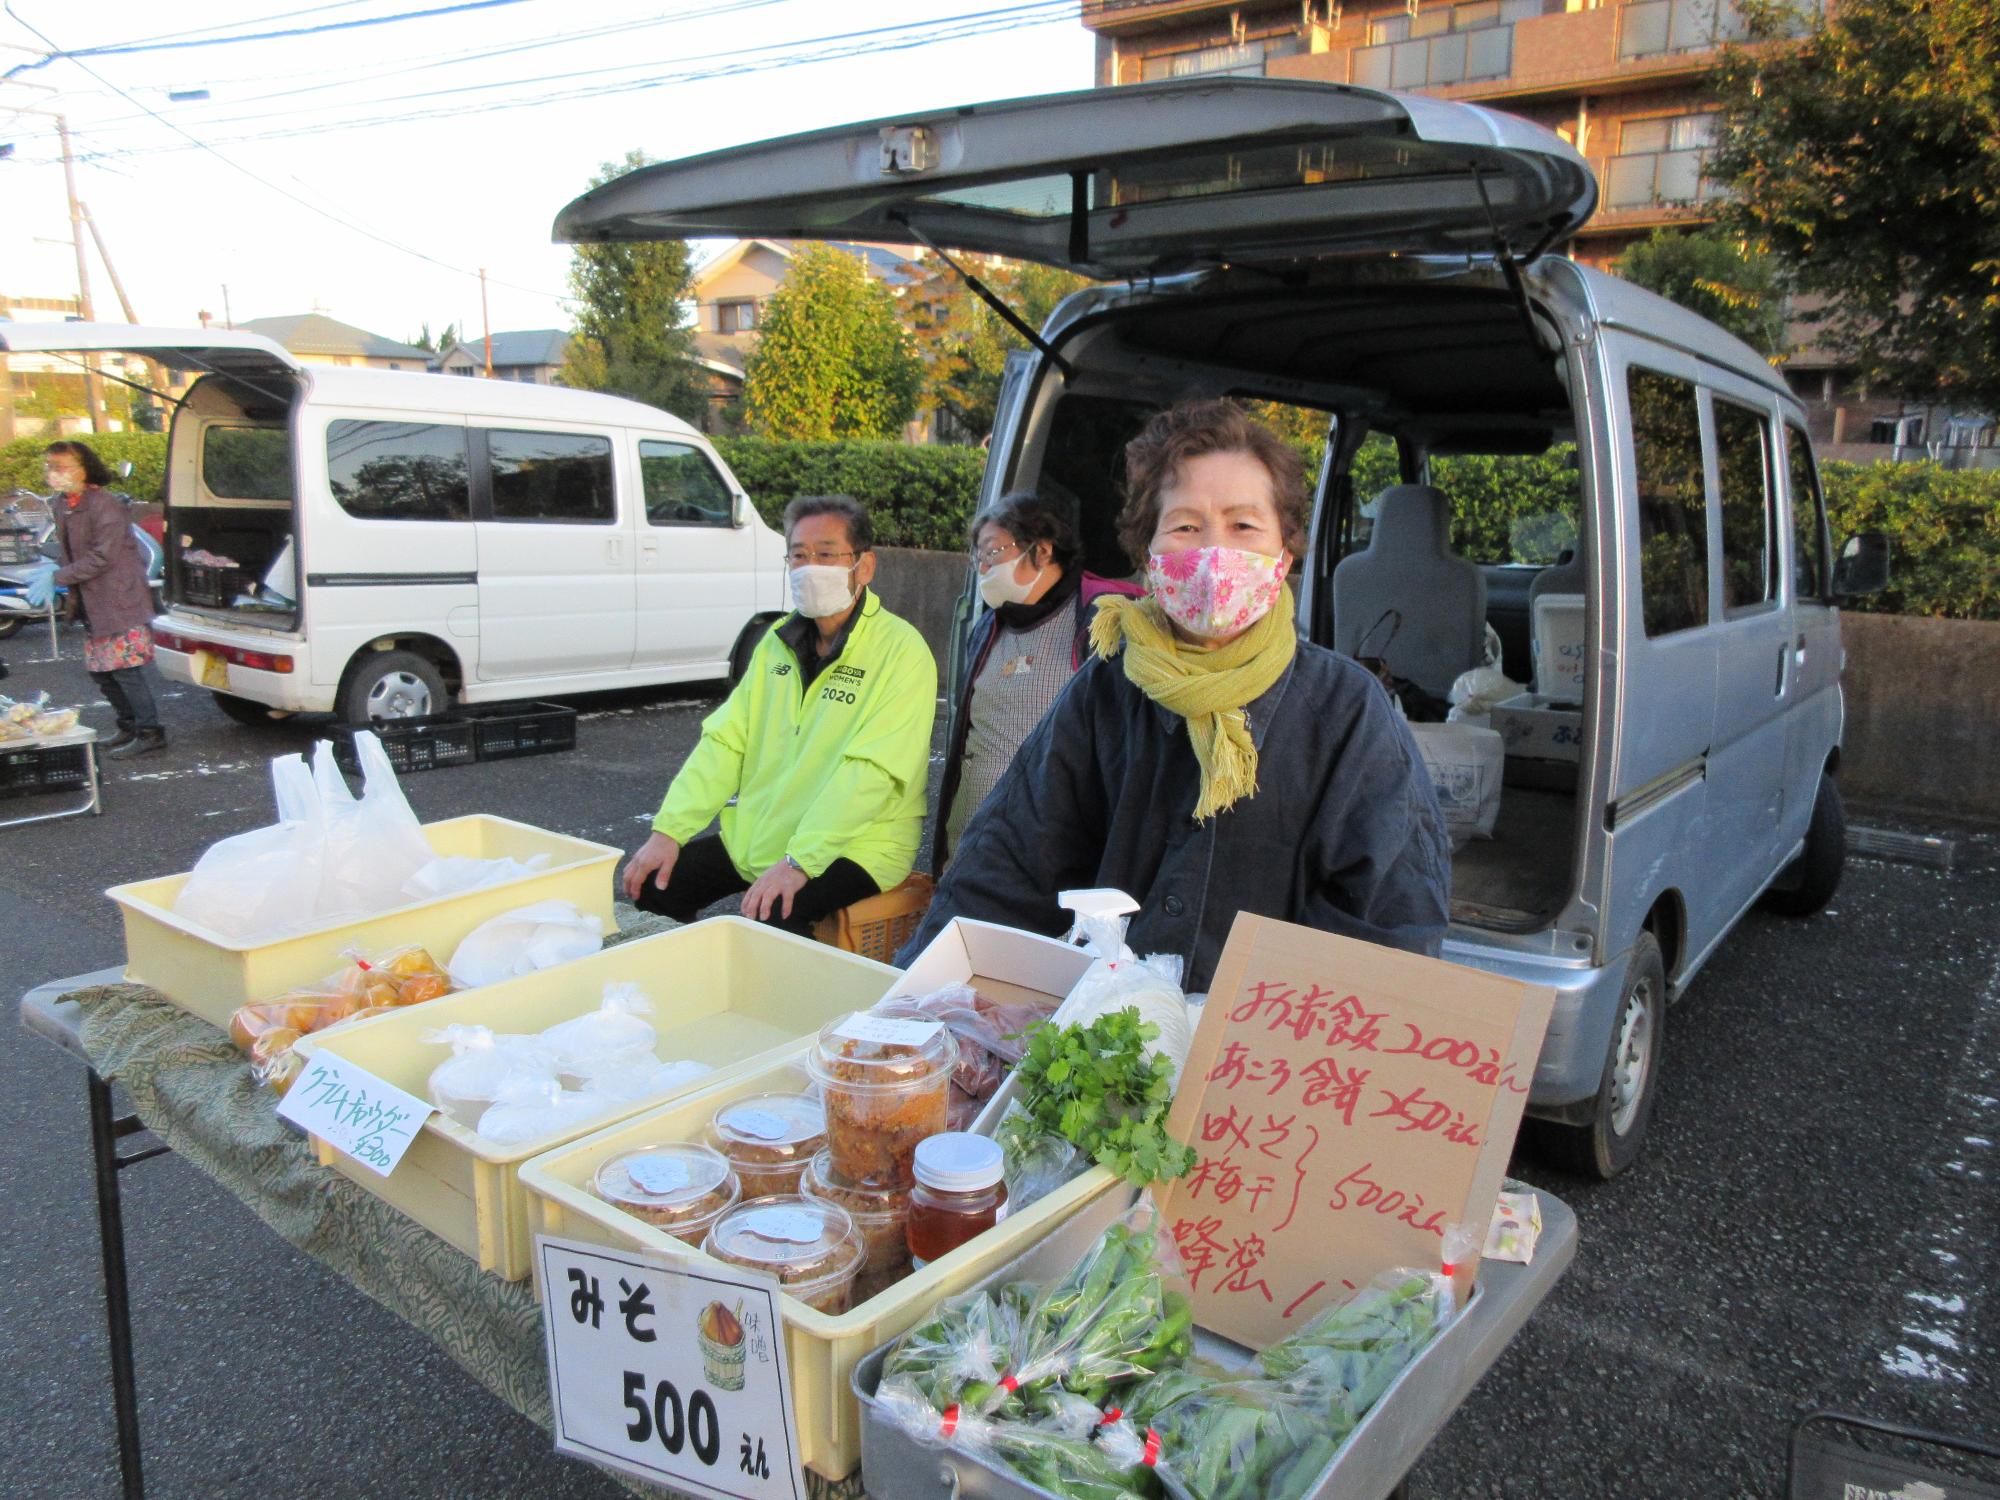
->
[1775,642,1789,697]
[606,536,624,565]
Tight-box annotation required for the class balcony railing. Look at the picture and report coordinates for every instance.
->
[1602,146,1726,210]
[1352,25,1513,89]
[1618,0,1819,60]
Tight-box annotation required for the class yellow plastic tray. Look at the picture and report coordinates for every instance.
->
[106,813,620,1029]
[295,917,900,1282]
[521,1057,1121,1480]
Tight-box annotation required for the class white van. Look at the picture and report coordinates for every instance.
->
[0,326,787,723]
[560,77,1892,1177]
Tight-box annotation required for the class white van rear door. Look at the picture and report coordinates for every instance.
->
[554,78,1597,275]
[0,323,301,384]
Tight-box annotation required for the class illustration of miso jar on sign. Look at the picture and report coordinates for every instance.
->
[697,1300,746,1391]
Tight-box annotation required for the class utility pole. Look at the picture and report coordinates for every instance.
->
[221,284,234,329]
[54,113,106,431]
[82,202,166,425]
[480,267,494,377]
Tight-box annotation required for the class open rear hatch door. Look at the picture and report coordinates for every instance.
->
[0,323,301,387]
[554,77,1597,276]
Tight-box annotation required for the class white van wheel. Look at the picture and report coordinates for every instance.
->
[341,649,445,725]
[1538,932,1665,1181]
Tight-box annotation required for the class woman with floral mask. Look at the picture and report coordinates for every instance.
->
[933,492,1140,869]
[901,400,1449,990]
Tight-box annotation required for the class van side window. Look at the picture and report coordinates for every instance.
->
[487,430,615,524]
[1712,398,1777,612]
[639,440,734,527]
[1784,423,1829,600]
[1628,367,1709,637]
[203,426,293,501]
[326,420,469,521]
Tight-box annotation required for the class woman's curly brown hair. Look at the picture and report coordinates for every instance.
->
[1115,399,1310,569]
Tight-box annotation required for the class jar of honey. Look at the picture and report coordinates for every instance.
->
[905,1132,1006,1269]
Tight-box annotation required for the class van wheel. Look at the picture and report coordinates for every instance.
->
[211,691,280,727]
[1536,932,1664,1181]
[727,616,775,688]
[341,649,445,725]
[0,617,20,641]
[1761,774,1844,917]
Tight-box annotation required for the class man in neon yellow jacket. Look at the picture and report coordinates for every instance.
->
[622,495,938,934]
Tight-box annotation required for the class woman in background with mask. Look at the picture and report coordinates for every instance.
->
[933,492,1140,869]
[900,401,1449,991]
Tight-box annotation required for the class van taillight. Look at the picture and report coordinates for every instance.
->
[153,630,293,673]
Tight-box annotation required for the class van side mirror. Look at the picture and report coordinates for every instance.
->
[1832,530,1890,599]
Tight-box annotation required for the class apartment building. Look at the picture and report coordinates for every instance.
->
[1080,0,1996,466]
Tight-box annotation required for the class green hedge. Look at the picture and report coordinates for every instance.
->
[1,432,168,502]
[712,436,985,551]
[15,429,1996,618]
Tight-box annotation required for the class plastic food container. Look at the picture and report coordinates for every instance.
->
[593,1143,741,1246]
[709,1091,827,1197]
[806,1013,959,1188]
[704,1196,864,1315]
[802,1150,912,1299]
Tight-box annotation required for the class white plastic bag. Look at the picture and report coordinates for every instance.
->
[172,754,327,938]
[579,1056,713,1104]
[445,899,605,989]
[402,853,550,902]
[422,1023,560,1130]
[1448,664,1521,720]
[1053,888,1194,1084]
[312,736,433,920]
[540,982,658,1082]
[474,1077,611,1146]
[1409,721,1504,845]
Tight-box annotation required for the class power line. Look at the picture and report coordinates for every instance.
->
[2,0,543,76]
[51,3,384,55]
[1,2,569,304]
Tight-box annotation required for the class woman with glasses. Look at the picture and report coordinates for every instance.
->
[901,401,1449,992]
[934,492,1140,870]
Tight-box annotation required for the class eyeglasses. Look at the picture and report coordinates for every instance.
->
[786,548,857,567]
[972,540,1022,568]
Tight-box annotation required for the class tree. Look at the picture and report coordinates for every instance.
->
[743,244,924,440]
[1611,226,1787,357]
[558,149,707,423]
[910,257,1087,440]
[1709,0,2000,410]
[408,321,460,353]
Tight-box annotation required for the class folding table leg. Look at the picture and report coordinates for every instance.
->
[86,1070,146,1500]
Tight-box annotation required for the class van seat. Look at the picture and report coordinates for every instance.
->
[1332,484,1487,697]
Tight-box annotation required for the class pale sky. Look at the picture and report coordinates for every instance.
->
[0,1,1096,347]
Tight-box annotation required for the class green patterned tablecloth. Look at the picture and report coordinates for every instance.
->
[66,970,869,1500]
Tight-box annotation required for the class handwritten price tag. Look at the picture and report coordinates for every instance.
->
[1159,913,1555,1347]
[539,1235,803,1500]
[277,1053,434,1177]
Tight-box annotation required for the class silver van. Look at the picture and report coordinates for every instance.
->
[559,77,1889,1176]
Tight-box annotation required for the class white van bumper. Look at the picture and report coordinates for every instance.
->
[1439,934,1631,1114]
[151,616,334,713]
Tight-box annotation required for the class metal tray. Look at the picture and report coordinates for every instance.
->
[852,1182,1577,1500]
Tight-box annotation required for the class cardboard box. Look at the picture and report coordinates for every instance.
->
[1490,691,1584,764]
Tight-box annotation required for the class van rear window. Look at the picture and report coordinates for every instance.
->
[326,420,470,521]
[202,426,293,501]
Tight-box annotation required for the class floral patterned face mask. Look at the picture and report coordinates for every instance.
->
[1146,546,1288,640]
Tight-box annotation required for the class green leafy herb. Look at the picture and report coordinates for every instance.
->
[1004,1008,1193,1188]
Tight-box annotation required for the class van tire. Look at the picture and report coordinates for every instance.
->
[0,617,20,641]
[340,649,446,725]
[1535,932,1664,1181]
[1761,774,1844,917]
[211,691,279,727]
[727,615,776,688]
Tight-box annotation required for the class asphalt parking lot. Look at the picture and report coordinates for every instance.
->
[2,630,1994,1499]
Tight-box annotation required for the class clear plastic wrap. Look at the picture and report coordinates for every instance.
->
[539,981,656,1081]
[581,1055,712,1103]
[421,1023,560,1129]
[872,982,1059,1127]
[227,945,453,1096]
[445,898,605,989]
[998,1110,1087,1214]
[1057,892,1194,1086]
[474,1077,612,1146]
[401,852,551,901]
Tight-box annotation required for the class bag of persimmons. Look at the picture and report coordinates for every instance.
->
[227,945,453,1096]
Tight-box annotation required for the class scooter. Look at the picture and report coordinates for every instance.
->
[0,488,164,640]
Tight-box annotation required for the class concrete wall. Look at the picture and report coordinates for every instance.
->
[1837,613,2000,823]
[869,547,970,670]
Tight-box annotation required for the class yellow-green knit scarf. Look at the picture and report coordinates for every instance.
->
[1088,584,1297,820]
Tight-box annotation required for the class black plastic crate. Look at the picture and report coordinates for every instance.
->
[182,561,245,609]
[331,714,477,775]
[0,741,92,800]
[469,702,578,762]
[0,528,43,566]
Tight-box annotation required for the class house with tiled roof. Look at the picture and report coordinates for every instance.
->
[432,329,575,384]
[234,313,432,371]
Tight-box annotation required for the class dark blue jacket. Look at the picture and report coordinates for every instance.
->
[901,638,1452,991]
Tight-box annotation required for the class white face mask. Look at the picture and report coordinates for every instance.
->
[790,562,857,618]
[977,555,1045,610]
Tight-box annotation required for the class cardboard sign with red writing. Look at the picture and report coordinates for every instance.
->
[1158,912,1556,1348]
